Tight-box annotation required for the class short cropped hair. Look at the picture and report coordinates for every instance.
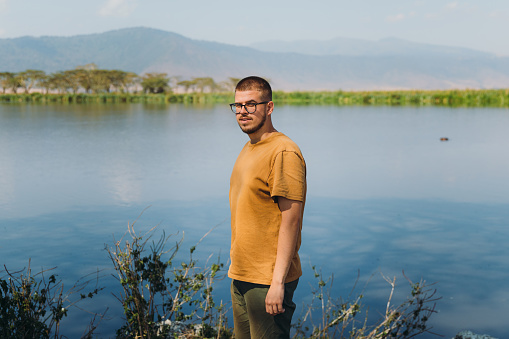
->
[235,76,272,101]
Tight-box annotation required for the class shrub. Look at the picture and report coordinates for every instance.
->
[0,260,103,338]
[106,220,231,338]
[292,267,440,338]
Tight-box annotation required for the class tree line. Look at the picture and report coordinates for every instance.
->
[0,64,240,95]
[2,66,508,108]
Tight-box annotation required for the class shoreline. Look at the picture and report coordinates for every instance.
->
[1,88,508,107]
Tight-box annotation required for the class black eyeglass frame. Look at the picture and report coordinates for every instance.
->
[229,101,270,114]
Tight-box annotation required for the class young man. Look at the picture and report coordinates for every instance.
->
[228,76,306,338]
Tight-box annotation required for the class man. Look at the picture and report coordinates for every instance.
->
[228,76,306,338]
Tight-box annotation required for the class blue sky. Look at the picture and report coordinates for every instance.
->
[0,0,508,55]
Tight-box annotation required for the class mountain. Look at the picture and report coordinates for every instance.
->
[1,27,508,90]
[249,37,493,58]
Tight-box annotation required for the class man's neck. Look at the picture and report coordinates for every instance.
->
[248,127,278,144]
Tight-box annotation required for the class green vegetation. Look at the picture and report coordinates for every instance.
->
[1,221,440,338]
[0,260,102,338]
[0,65,238,97]
[106,221,230,338]
[294,268,439,338]
[0,92,232,104]
[2,66,509,107]
[273,89,509,107]
[2,88,509,107]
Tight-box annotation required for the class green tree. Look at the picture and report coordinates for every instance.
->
[0,72,10,93]
[121,72,139,93]
[176,80,196,93]
[221,77,240,92]
[140,73,170,94]
[90,69,111,93]
[75,63,98,93]
[192,77,218,93]
[48,72,71,94]
[18,70,46,94]
[0,72,22,94]
[62,70,82,94]
[107,70,129,93]
[37,74,52,94]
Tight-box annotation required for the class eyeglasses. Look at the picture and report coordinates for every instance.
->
[229,101,270,114]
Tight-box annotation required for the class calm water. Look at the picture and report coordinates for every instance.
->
[1,103,508,338]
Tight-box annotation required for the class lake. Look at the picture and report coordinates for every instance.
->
[1,103,508,338]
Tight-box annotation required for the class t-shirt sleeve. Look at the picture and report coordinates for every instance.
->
[268,151,306,202]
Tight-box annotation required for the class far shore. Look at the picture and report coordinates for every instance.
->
[1,88,508,107]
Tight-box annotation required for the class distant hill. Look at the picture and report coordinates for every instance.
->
[249,37,494,58]
[1,27,508,90]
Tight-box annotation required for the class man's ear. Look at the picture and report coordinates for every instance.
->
[267,101,274,115]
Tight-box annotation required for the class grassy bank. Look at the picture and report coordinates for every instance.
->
[0,92,231,104]
[1,89,509,107]
[272,88,509,106]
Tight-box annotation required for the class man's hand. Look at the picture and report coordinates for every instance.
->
[265,282,285,315]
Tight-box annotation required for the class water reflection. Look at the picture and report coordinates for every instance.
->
[300,198,509,338]
[1,103,508,338]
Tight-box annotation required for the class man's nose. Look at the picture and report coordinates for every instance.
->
[238,105,250,114]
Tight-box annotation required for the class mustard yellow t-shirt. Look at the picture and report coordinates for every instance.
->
[228,132,306,285]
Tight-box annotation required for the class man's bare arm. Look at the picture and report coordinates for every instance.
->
[265,196,302,315]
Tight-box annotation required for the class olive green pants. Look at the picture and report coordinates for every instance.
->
[231,279,298,339]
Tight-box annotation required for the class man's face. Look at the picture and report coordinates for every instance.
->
[234,90,271,135]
